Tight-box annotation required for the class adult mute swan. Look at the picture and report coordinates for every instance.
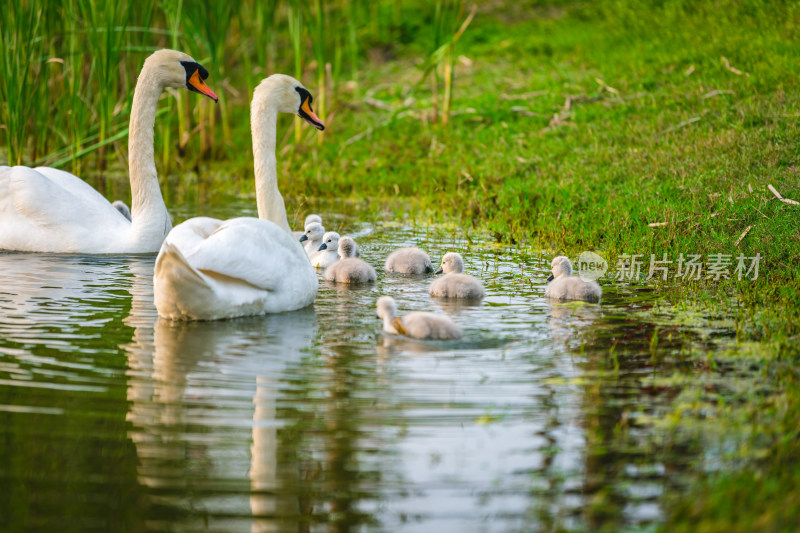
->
[0,49,218,253]
[429,252,485,299]
[545,256,602,302]
[153,74,325,320]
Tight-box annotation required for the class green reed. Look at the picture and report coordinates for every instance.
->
[76,0,134,169]
[310,0,328,144]
[422,0,474,125]
[286,0,305,144]
[0,0,474,170]
[0,0,45,166]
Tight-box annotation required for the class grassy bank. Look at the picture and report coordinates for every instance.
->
[2,0,800,530]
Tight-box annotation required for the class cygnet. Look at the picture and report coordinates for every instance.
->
[376,296,463,340]
[112,200,132,221]
[299,221,325,259]
[429,252,485,299]
[544,256,602,302]
[384,247,433,274]
[312,231,340,269]
[293,213,322,239]
[324,237,376,283]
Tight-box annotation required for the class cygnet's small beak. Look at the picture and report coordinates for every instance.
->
[547,274,554,282]
[299,234,308,242]
[434,267,443,275]
[318,243,328,251]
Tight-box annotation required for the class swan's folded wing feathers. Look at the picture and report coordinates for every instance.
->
[179,217,309,291]
[9,166,127,231]
[33,166,119,210]
[164,217,225,256]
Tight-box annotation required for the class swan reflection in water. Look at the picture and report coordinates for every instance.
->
[124,260,317,532]
[429,295,483,315]
[547,300,603,350]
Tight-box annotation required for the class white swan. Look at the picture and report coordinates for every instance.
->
[376,296,463,340]
[153,74,325,320]
[0,49,218,253]
[429,252,485,299]
[384,246,433,274]
[299,221,325,259]
[312,231,340,269]
[545,256,602,302]
[324,236,376,283]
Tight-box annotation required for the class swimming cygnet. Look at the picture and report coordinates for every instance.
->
[293,213,322,238]
[429,252,485,299]
[384,247,433,274]
[376,296,463,340]
[545,256,602,302]
[312,231,340,269]
[112,200,132,221]
[299,221,325,259]
[324,237,376,283]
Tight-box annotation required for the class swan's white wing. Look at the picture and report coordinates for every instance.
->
[33,166,128,211]
[0,166,130,252]
[155,217,318,319]
[162,216,225,256]
[180,217,310,290]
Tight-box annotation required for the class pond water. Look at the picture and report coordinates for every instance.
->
[0,202,743,532]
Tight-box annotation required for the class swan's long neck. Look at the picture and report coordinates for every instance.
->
[128,64,171,246]
[251,89,293,235]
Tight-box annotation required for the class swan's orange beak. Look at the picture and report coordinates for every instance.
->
[188,70,218,103]
[299,99,325,130]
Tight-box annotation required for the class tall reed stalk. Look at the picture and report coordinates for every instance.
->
[77,0,133,169]
[182,0,233,155]
[287,0,305,144]
[310,0,328,144]
[0,0,45,166]
[423,0,475,125]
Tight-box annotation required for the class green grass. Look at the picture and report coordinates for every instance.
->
[2,0,800,529]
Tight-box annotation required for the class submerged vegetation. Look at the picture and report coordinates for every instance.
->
[2,0,800,530]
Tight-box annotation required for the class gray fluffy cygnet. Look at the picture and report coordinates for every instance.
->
[376,296,462,340]
[544,256,602,302]
[112,200,132,221]
[324,237,376,283]
[429,252,484,299]
[384,247,433,274]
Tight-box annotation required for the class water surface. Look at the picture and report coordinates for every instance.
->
[0,206,743,532]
